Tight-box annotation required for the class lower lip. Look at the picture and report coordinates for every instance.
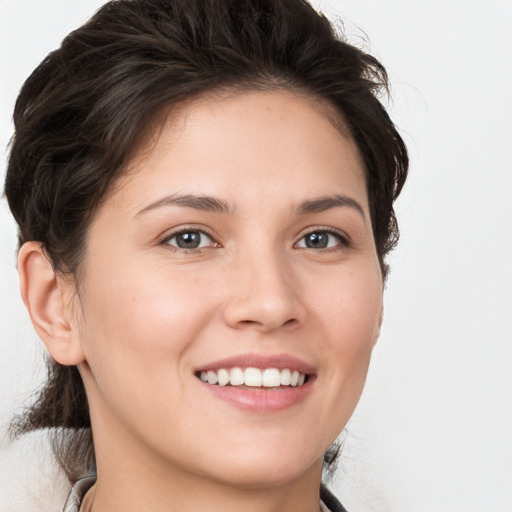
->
[198,377,315,413]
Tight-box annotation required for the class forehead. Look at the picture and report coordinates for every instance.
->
[103,89,368,216]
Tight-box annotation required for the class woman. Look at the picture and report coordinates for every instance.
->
[4,0,408,511]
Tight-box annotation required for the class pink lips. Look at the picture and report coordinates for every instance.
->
[195,353,316,413]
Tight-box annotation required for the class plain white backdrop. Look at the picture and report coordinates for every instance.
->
[1,1,511,511]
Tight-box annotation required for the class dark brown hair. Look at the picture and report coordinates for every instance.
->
[5,0,408,483]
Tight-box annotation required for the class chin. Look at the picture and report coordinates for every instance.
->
[192,442,324,490]
[212,464,320,490]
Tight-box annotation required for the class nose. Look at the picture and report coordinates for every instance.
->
[222,250,306,333]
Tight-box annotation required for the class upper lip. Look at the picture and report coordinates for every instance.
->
[195,353,316,375]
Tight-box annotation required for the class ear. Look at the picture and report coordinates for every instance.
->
[373,303,384,347]
[18,242,85,366]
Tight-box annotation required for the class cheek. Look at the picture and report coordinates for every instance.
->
[75,265,221,454]
[312,262,382,346]
[77,262,214,395]
[309,265,382,404]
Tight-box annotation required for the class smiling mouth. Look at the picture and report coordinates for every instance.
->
[195,367,310,388]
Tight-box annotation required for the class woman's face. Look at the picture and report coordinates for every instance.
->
[74,90,383,487]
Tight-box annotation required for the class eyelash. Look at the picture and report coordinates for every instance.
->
[295,227,351,252]
[160,226,350,253]
[160,227,218,253]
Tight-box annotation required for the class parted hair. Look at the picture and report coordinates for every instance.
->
[5,0,408,483]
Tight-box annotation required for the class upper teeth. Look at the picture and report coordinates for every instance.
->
[199,368,307,388]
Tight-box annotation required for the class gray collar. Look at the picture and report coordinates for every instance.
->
[62,476,95,512]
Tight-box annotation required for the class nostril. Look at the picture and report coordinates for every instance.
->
[222,289,306,332]
[235,317,299,330]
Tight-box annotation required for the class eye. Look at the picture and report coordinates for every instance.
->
[296,230,347,250]
[163,229,217,250]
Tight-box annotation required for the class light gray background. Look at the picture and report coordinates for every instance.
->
[1,1,511,511]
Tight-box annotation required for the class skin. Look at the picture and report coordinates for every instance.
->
[19,90,383,512]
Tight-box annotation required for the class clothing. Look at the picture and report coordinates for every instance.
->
[320,485,348,512]
[62,476,96,512]
[62,477,348,512]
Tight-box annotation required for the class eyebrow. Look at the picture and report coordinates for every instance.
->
[136,194,231,217]
[136,193,365,219]
[297,194,366,219]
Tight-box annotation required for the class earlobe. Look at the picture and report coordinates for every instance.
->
[18,242,85,366]
[373,305,384,346]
